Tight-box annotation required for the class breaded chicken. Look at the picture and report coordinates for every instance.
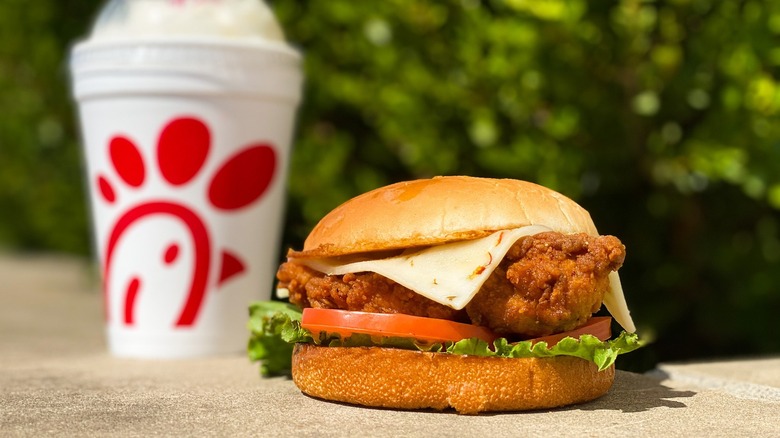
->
[466,232,625,337]
[277,262,464,321]
[277,231,625,337]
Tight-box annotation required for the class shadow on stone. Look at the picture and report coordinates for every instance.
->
[575,370,697,413]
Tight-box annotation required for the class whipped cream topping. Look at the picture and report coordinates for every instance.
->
[90,0,285,42]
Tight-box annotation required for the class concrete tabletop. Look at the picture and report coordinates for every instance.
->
[1,254,779,437]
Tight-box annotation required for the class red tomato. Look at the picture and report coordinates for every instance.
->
[301,308,498,344]
[301,308,613,347]
[525,316,613,346]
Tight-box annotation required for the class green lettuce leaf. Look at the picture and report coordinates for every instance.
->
[247,302,644,376]
[247,301,311,376]
[456,331,643,370]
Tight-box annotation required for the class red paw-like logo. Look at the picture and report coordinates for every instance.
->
[98,116,276,327]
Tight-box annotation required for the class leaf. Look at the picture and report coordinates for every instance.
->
[246,301,310,376]
[248,302,645,375]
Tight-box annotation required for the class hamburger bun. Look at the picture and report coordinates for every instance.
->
[296,176,598,258]
[292,343,615,414]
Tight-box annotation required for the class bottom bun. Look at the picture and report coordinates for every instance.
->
[291,344,615,414]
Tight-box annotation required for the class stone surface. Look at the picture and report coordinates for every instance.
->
[1,254,778,437]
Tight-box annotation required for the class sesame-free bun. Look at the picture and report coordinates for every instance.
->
[295,176,598,258]
[291,343,615,414]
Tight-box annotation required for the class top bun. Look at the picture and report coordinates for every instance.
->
[295,176,598,258]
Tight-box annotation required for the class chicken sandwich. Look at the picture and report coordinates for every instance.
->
[249,176,642,414]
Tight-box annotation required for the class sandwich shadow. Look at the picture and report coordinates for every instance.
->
[573,370,697,413]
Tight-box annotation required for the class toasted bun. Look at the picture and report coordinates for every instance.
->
[296,176,598,257]
[292,344,614,414]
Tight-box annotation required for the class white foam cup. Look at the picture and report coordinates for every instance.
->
[70,38,302,358]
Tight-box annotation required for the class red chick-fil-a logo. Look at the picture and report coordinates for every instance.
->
[97,116,277,327]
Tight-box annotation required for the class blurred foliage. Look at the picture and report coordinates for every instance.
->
[0,0,94,253]
[2,0,780,370]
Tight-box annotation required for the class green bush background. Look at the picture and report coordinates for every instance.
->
[2,0,780,370]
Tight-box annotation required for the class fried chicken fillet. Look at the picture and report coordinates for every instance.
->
[277,231,625,338]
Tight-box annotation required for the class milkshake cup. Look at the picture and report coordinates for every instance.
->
[70,0,302,358]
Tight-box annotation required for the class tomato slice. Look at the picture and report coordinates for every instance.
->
[301,308,499,344]
[301,309,613,347]
[525,316,612,346]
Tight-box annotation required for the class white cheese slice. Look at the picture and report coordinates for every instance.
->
[605,272,636,333]
[298,225,551,310]
[276,287,290,300]
[295,225,636,332]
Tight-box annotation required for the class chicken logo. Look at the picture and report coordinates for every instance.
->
[96,116,276,327]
